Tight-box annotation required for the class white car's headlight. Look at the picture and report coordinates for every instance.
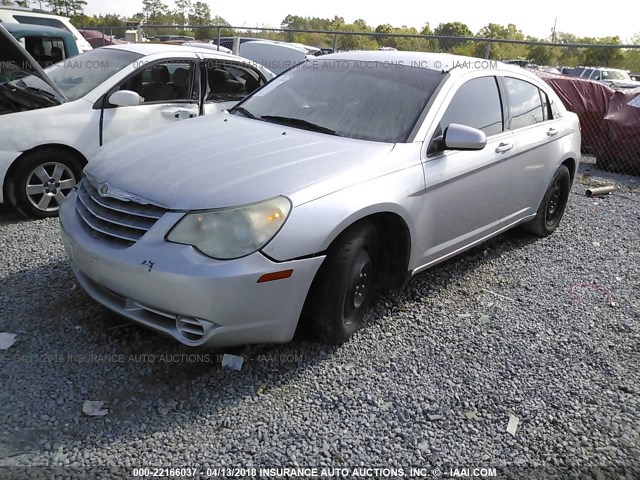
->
[166,197,291,259]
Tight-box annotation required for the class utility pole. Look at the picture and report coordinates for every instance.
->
[551,17,557,43]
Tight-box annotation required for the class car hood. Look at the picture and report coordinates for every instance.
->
[85,113,399,210]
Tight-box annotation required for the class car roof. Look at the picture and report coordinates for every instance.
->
[0,6,70,20]
[103,43,246,61]
[319,50,519,76]
[0,21,74,37]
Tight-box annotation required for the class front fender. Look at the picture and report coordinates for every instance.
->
[262,164,425,263]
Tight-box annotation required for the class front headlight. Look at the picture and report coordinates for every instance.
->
[166,196,291,259]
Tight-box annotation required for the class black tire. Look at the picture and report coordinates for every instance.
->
[8,148,83,219]
[524,165,571,237]
[305,221,380,345]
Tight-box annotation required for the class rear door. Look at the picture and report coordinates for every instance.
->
[100,58,200,145]
[498,76,567,223]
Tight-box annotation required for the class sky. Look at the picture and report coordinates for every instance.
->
[83,0,639,42]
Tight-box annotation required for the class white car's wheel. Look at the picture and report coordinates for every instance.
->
[10,148,83,219]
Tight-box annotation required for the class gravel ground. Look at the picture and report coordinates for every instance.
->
[0,161,638,479]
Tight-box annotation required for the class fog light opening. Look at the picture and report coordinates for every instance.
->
[176,316,207,342]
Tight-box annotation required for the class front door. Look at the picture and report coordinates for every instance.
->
[417,75,515,267]
[101,59,200,145]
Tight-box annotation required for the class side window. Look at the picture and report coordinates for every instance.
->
[119,61,197,104]
[23,36,65,67]
[438,76,504,137]
[40,37,66,66]
[204,61,264,102]
[504,77,545,129]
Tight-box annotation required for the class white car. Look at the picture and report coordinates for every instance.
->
[0,5,92,53]
[0,37,274,218]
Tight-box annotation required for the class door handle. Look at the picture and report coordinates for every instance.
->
[547,127,559,136]
[495,142,514,153]
[172,109,196,119]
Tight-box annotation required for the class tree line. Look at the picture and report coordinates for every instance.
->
[6,0,640,70]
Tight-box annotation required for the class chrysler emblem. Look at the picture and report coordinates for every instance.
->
[98,183,109,197]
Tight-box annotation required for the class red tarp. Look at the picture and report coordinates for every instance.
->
[535,71,613,154]
[601,88,640,169]
[79,30,128,48]
[536,72,640,173]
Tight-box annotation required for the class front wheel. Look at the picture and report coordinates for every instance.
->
[305,221,380,344]
[524,164,571,237]
[9,148,83,219]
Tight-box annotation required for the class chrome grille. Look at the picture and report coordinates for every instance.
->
[75,180,166,246]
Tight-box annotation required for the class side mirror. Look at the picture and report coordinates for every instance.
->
[443,123,487,151]
[108,90,141,107]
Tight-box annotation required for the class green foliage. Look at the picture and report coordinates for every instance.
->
[625,34,640,72]
[434,21,472,38]
[65,9,640,70]
[476,23,527,59]
[281,15,348,48]
[582,37,625,67]
[141,0,168,22]
[46,0,87,17]
[376,24,434,52]
[433,22,473,53]
[527,41,560,66]
[335,19,378,51]
[188,1,211,39]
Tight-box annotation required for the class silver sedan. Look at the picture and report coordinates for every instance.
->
[59,51,581,347]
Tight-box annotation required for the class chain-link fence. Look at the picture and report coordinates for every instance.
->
[82,24,640,175]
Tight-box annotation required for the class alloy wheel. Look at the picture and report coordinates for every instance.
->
[25,162,77,212]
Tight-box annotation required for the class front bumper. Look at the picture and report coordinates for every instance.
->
[59,190,325,347]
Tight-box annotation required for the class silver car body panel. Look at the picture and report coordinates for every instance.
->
[85,113,397,211]
[60,51,581,347]
[59,191,325,347]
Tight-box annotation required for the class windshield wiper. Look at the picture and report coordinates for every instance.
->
[259,115,338,136]
[230,106,258,119]
[15,80,59,100]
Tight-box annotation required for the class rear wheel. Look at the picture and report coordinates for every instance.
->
[305,221,380,344]
[9,148,83,219]
[524,165,571,237]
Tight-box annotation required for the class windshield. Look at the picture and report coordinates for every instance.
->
[232,59,444,143]
[602,70,631,81]
[0,50,64,115]
[44,48,143,101]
